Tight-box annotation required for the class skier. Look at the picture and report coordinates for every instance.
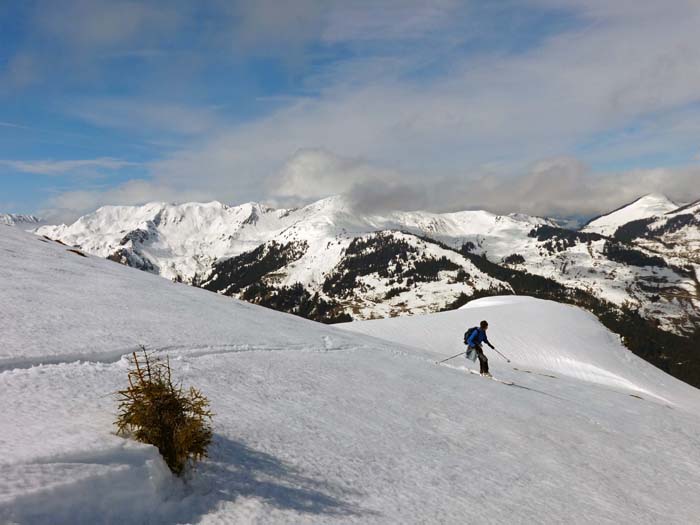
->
[466,320,494,377]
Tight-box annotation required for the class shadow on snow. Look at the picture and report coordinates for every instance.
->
[0,434,375,524]
[186,434,373,520]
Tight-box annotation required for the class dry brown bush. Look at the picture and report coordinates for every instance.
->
[115,348,213,475]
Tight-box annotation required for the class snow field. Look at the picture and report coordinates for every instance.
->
[1,225,360,369]
[3,225,700,523]
[4,339,700,524]
[340,296,700,412]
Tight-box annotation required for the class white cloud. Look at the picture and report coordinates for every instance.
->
[35,0,183,49]
[23,0,700,221]
[321,0,460,43]
[40,179,213,224]
[136,0,700,206]
[0,53,38,91]
[0,121,30,130]
[0,0,186,91]
[347,157,700,218]
[222,0,326,60]
[70,99,222,137]
[269,148,399,202]
[1,158,135,176]
[40,149,700,223]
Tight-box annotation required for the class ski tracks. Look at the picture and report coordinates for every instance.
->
[439,362,574,403]
[0,339,365,374]
[437,359,676,410]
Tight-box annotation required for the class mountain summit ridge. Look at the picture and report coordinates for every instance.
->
[582,193,680,236]
[35,194,700,339]
[0,213,41,226]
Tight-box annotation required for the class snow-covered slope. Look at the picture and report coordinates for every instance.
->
[4,223,700,523]
[582,199,700,326]
[340,296,696,410]
[634,199,700,265]
[582,194,678,236]
[512,226,699,335]
[1,223,358,369]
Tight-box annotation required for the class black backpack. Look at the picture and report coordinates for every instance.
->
[464,326,478,345]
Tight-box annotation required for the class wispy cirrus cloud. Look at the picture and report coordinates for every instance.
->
[0,121,31,130]
[34,0,183,50]
[1,158,136,176]
[69,99,223,137]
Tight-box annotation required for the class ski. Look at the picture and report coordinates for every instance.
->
[467,369,514,385]
[487,376,514,386]
[438,362,515,385]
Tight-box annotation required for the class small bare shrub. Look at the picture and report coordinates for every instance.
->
[115,348,213,475]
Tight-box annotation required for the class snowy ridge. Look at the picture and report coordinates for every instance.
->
[36,196,548,284]
[0,213,41,226]
[36,201,282,281]
[639,200,700,265]
[3,224,700,523]
[582,193,679,236]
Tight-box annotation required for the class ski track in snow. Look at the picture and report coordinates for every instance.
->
[0,342,365,373]
[3,225,700,524]
[340,296,691,411]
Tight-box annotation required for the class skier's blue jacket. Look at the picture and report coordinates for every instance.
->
[467,328,491,348]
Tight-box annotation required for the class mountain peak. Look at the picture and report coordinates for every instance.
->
[305,194,353,211]
[638,192,675,205]
[582,193,679,236]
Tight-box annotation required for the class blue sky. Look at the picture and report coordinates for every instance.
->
[1,0,699,221]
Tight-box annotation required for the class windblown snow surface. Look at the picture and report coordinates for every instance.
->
[2,224,700,524]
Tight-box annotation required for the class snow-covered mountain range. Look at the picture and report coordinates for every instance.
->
[35,197,544,319]
[36,194,699,336]
[0,213,41,226]
[3,223,700,523]
[609,198,700,264]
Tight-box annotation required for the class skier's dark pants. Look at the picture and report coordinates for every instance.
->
[474,345,489,374]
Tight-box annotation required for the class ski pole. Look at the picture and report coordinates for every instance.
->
[491,347,511,363]
[438,350,466,364]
